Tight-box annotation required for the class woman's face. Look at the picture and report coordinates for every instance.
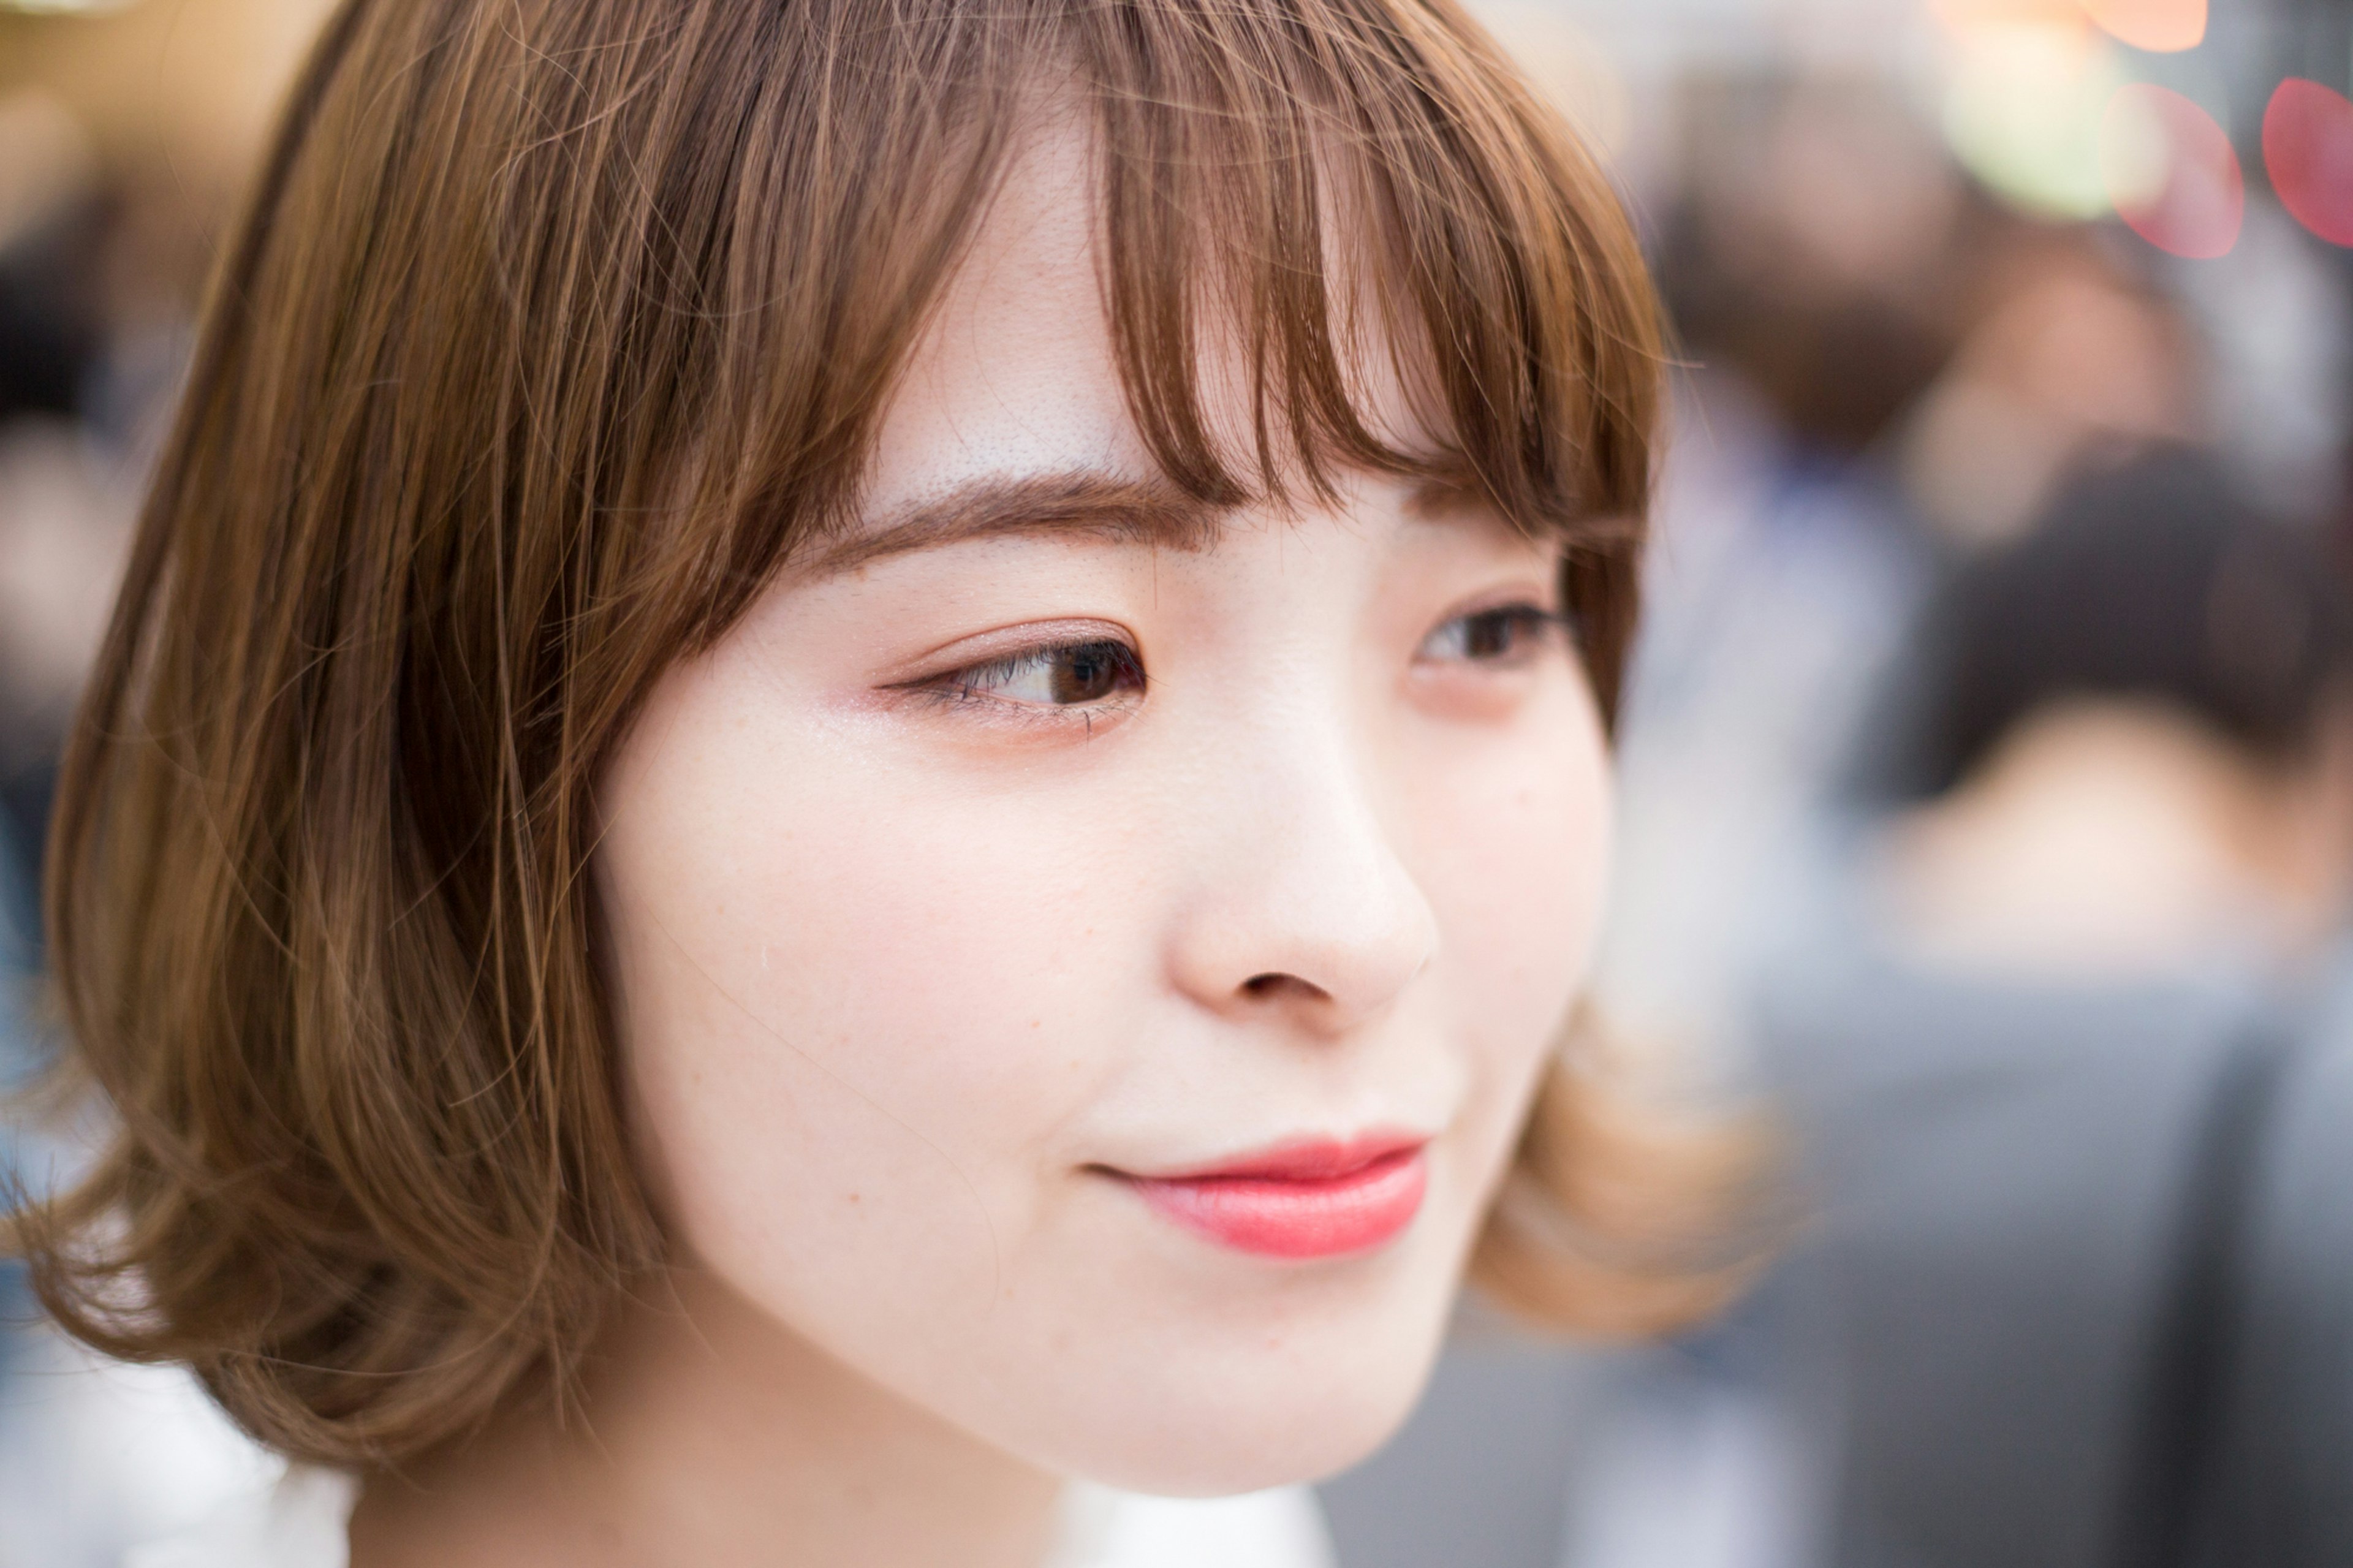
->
[596,130,1611,1495]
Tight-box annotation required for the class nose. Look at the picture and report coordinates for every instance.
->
[1165,724,1439,1034]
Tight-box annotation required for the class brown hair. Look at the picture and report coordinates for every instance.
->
[9,0,1755,1466]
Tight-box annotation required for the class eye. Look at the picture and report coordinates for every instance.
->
[1416,603,1566,667]
[927,636,1146,710]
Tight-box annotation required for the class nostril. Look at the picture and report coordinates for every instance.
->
[1241,972,1325,1001]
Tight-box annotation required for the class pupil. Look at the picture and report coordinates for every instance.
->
[1468,613,1514,658]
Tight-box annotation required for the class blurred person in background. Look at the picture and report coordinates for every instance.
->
[1896,238,2206,554]
[1593,74,1974,1094]
[1531,23,2353,1554]
[1749,445,2353,1568]
[1866,452,2353,975]
[1599,75,2218,1094]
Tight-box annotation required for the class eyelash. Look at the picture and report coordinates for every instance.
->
[904,600,1567,726]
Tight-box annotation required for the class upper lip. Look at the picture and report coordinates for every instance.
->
[1114,1131,1430,1184]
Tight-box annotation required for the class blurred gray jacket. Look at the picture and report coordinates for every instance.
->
[2174,976,2353,1568]
[1759,909,2353,1568]
[1758,955,2279,1568]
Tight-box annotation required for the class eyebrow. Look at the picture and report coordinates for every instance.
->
[801,469,1231,577]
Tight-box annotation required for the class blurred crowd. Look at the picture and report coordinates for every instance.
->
[6,0,2353,1566]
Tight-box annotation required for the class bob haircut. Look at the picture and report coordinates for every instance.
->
[11,0,1756,1466]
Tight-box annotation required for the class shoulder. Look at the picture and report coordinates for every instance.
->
[124,1467,356,1568]
[1054,1483,1334,1568]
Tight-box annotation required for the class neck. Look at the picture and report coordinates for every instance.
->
[350,1267,1065,1568]
[1876,700,2353,979]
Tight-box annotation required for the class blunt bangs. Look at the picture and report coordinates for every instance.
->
[633,0,1661,703]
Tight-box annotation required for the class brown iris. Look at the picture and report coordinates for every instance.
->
[1048,640,1143,703]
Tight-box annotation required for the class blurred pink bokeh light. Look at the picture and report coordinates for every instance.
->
[2265,78,2353,247]
[2101,85,2242,259]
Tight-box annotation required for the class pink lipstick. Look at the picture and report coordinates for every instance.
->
[1120,1134,1429,1259]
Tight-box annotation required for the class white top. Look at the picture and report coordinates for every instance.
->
[124,1466,1336,1568]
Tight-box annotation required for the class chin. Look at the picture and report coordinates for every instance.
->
[1033,1276,1459,1498]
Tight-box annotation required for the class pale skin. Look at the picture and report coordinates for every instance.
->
[352,124,1613,1568]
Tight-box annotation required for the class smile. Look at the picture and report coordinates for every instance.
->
[1115,1135,1431,1259]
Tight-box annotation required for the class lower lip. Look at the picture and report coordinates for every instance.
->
[1124,1147,1430,1259]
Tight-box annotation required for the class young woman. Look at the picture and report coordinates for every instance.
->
[9,0,1743,1562]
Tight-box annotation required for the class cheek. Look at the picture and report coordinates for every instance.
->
[597,692,1142,1314]
[1413,689,1612,1184]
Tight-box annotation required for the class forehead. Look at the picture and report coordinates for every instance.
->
[860,118,1435,531]
[863,123,1144,519]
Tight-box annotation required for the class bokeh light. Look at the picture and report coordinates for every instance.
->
[2265,78,2353,248]
[1933,0,2085,31]
[2080,0,2206,53]
[1945,26,2125,218]
[2099,85,2241,258]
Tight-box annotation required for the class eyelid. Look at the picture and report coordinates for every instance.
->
[1435,581,1566,621]
[878,618,1138,689]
